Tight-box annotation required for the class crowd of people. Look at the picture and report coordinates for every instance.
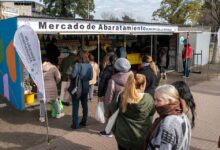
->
[39,41,195,150]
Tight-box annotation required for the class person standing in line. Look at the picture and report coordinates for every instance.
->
[140,55,159,96]
[39,58,63,122]
[88,54,99,101]
[182,42,192,78]
[172,81,196,128]
[59,46,78,105]
[146,84,191,150]
[110,73,155,150]
[158,47,167,79]
[70,52,93,129]
[98,54,117,102]
[100,58,131,137]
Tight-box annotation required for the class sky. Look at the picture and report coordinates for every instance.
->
[93,0,162,22]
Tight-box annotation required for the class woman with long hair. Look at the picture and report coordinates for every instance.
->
[172,81,196,128]
[146,84,191,150]
[109,73,155,150]
[70,51,93,129]
[140,55,160,96]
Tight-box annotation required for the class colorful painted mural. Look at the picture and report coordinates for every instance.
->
[0,17,24,111]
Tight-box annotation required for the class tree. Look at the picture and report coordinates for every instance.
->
[101,12,120,21]
[43,0,95,19]
[199,0,220,63]
[152,0,203,24]
[122,14,135,22]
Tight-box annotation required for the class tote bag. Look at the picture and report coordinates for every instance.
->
[105,91,122,134]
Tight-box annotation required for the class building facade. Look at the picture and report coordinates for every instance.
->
[0,0,44,19]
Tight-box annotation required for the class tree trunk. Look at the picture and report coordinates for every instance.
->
[211,39,219,64]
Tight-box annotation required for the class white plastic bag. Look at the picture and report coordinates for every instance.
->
[105,108,119,134]
[95,102,105,124]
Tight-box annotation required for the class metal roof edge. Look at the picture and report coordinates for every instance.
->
[17,16,178,27]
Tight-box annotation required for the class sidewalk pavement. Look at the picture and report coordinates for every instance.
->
[29,73,220,150]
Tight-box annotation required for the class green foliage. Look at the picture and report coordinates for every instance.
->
[153,0,203,24]
[43,0,95,19]
[199,0,220,25]
[122,15,135,22]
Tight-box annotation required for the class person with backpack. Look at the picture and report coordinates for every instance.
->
[70,52,93,129]
[100,58,131,137]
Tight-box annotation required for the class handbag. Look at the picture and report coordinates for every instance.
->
[68,63,82,99]
[105,91,122,134]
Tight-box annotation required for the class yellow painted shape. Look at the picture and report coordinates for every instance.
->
[127,53,142,65]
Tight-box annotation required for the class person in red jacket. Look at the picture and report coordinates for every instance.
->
[182,43,192,78]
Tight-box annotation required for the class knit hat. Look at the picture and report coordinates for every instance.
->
[114,58,131,72]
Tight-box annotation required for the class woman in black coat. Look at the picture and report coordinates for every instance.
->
[140,55,160,96]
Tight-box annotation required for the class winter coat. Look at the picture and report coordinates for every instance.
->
[60,53,77,81]
[104,71,131,117]
[147,114,191,150]
[43,62,61,100]
[89,61,99,85]
[109,93,155,150]
[140,64,158,96]
[71,63,93,95]
[98,64,115,97]
[182,44,192,61]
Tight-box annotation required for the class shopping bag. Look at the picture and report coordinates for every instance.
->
[105,108,119,134]
[50,99,64,118]
[94,102,105,124]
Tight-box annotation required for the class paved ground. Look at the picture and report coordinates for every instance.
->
[0,63,220,150]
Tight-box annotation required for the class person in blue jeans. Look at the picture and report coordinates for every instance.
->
[70,52,93,129]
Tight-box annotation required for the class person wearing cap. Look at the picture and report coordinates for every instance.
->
[100,58,131,137]
[59,45,78,105]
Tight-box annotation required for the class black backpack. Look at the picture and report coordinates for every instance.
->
[68,63,82,99]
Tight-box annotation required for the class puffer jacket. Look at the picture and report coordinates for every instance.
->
[104,71,131,117]
[43,61,61,100]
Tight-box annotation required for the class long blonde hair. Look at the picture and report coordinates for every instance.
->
[121,73,147,112]
[142,55,158,76]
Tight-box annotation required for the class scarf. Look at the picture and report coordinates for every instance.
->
[145,99,187,148]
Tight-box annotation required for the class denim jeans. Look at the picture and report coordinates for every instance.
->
[88,84,94,100]
[72,93,88,128]
[183,59,191,77]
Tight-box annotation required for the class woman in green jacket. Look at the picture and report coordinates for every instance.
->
[109,73,155,150]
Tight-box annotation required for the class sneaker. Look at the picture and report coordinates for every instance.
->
[99,131,113,137]
[56,112,65,119]
[39,117,45,122]
[79,122,87,127]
